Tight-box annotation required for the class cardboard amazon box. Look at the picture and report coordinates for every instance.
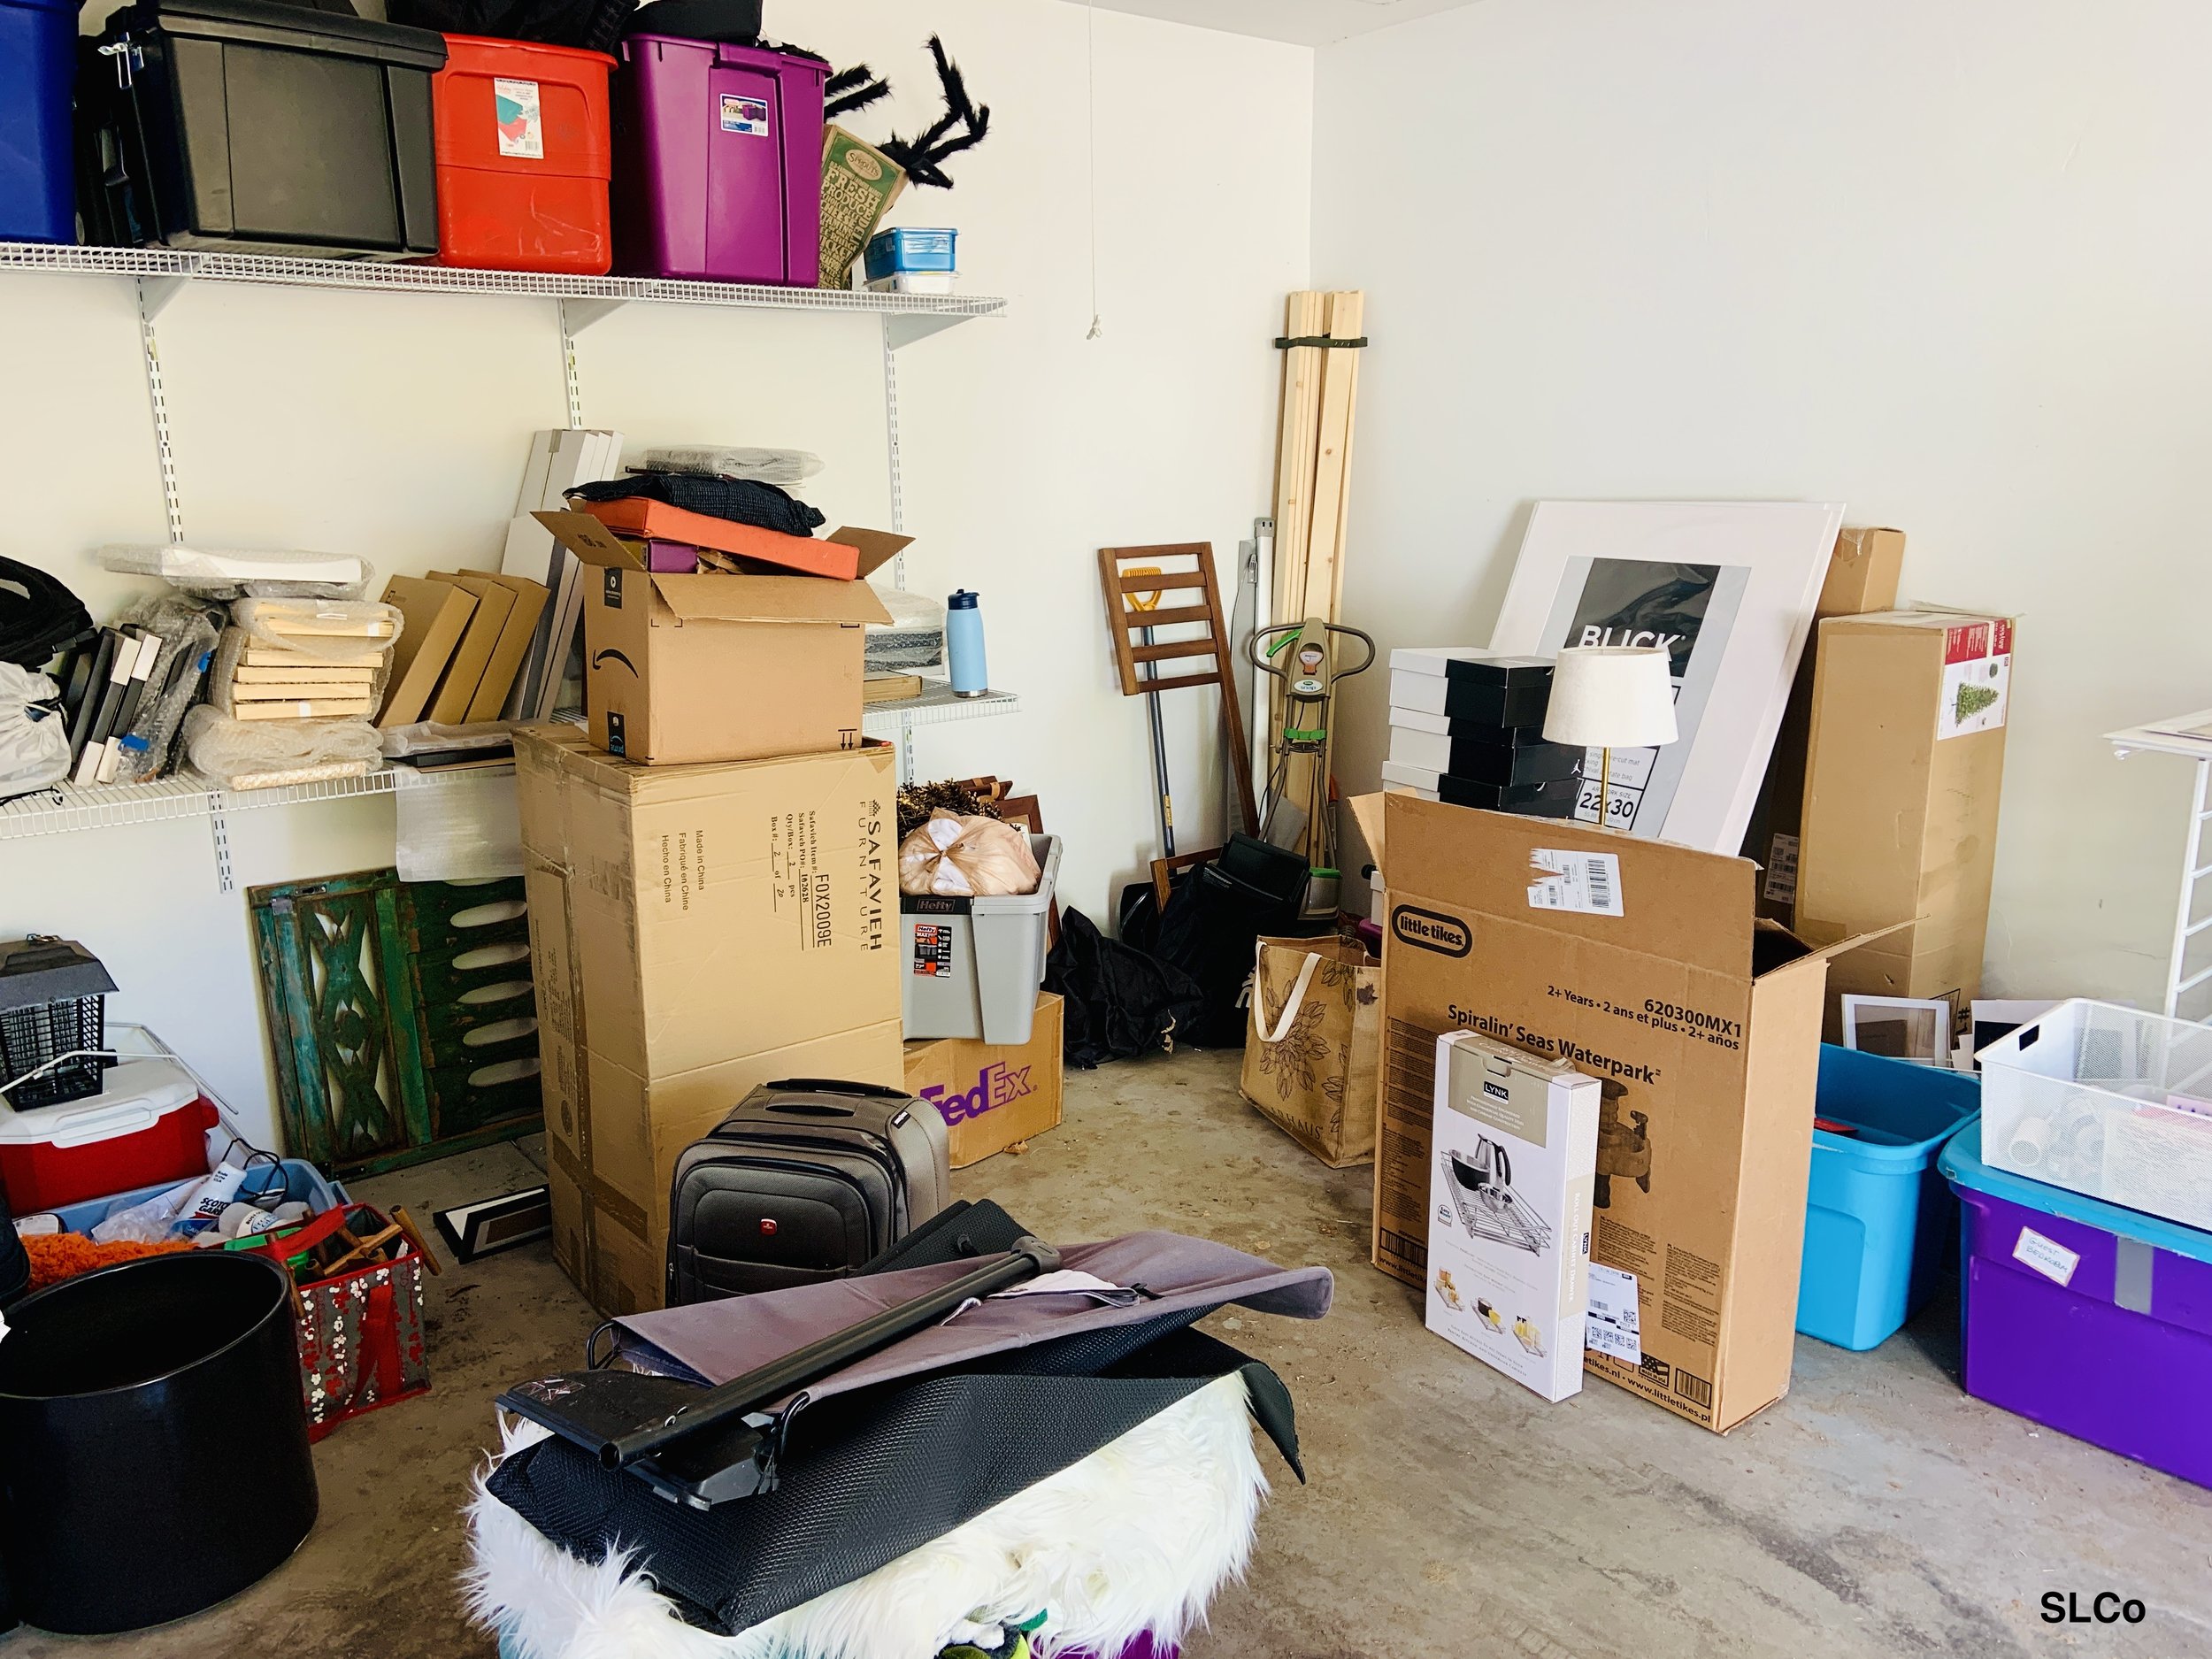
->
[1796,610,2014,1037]
[1368,793,1882,1432]
[518,725,902,1312]
[535,511,903,765]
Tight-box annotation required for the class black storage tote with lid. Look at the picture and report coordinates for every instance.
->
[78,0,447,257]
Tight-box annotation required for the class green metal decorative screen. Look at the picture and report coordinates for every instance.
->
[250,870,542,1175]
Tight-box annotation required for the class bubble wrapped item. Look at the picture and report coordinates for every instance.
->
[642,445,825,488]
[182,705,384,790]
[98,543,373,601]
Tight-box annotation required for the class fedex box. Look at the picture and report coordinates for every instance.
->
[1371,793,1880,1432]
[903,994,1064,1168]
[1426,1031,1600,1402]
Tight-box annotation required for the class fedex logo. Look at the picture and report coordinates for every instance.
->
[921,1062,1033,1125]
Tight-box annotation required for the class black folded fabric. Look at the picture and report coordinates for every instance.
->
[567,473,826,539]
[0,557,96,671]
[486,1322,1299,1636]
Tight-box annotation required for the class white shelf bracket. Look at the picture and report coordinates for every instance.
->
[884,311,967,351]
[134,276,187,544]
[560,296,629,334]
[138,272,193,320]
[207,794,235,894]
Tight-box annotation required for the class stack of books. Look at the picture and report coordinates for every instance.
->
[1380,649,1582,818]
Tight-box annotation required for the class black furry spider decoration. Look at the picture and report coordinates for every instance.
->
[879,36,992,190]
[824,64,891,121]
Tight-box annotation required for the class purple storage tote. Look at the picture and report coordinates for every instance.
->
[1939,1122,2212,1489]
[611,35,825,285]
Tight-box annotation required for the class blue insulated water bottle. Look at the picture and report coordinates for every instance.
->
[946,590,988,697]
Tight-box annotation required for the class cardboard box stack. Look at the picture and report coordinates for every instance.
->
[1381,649,1581,818]
[1796,607,2016,1034]
[515,460,919,1313]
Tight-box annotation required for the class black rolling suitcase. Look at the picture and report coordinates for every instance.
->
[667,1079,952,1307]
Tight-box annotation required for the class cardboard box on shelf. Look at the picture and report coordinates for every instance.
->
[1365,792,1885,1432]
[1742,527,1907,926]
[518,725,902,1312]
[1796,610,2015,1033]
[534,512,902,765]
[903,993,1064,1169]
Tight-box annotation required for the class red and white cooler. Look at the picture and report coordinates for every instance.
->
[0,1056,219,1212]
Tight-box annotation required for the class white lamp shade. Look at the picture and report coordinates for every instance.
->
[1542,647,1679,748]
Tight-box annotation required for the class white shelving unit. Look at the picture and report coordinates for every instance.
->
[2108,710,2212,1020]
[0,241,1019,871]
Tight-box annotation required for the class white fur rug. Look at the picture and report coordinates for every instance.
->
[465,1372,1264,1659]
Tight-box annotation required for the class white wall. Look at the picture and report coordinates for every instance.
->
[1314,0,2212,1008]
[1,1,1310,1146]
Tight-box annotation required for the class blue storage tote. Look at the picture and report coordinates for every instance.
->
[0,0,76,243]
[43,1158,348,1234]
[1796,1045,1980,1349]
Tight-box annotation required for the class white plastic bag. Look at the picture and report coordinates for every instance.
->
[898,810,1041,898]
[0,664,68,801]
[98,543,372,600]
[643,445,825,487]
[183,704,385,788]
[230,597,401,663]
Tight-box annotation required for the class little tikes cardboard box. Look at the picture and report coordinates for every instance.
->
[1425,1031,1600,1402]
[1371,792,1882,1432]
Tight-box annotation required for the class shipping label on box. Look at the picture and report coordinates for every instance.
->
[1425,1032,1600,1402]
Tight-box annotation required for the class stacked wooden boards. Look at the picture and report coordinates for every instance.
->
[211,603,398,721]
[1268,290,1366,860]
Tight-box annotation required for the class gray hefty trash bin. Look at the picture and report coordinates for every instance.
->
[902,833,1061,1045]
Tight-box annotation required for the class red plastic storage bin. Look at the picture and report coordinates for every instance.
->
[0,1058,219,1212]
[430,35,617,274]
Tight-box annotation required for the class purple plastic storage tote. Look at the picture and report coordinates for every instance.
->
[0,0,76,243]
[611,35,825,285]
[1939,1122,2212,1490]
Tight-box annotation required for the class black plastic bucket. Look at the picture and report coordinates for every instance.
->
[0,1252,318,1634]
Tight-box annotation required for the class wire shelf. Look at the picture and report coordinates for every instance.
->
[0,242,1007,322]
[0,761,512,842]
[862,684,1020,739]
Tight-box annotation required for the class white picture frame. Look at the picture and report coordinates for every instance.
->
[1841,995,1954,1066]
[1487,501,1845,854]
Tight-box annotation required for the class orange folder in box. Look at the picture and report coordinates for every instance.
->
[575,497,856,580]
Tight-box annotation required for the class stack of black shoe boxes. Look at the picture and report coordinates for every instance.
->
[1381,649,1583,819]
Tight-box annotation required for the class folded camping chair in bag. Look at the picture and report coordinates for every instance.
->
[472,1228,1330,1658]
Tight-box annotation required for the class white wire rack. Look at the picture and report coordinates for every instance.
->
[0,762,509,843]
[0,241,1009,328]
[862,684,1021,741]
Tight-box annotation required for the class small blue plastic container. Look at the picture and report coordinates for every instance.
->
[864,226,958,279]
[1796,1045,1980,1350]
[0,0,78,244]
[44,1159,349,1235]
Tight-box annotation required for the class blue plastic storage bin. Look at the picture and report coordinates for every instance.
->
[43,1159,349,1235]
[1796,1045,1980,1349]
[864,226,957,279]
[0,0,77,243]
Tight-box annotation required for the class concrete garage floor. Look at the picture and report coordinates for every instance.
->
[17,1049,2212,1659]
